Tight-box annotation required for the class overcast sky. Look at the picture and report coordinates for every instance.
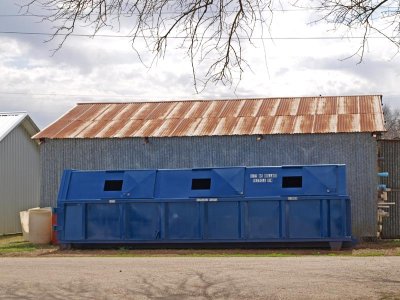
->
[0,0,399,128]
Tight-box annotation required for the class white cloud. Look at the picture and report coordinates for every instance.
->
[0,0,399,129]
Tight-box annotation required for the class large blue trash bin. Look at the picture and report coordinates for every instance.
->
[55,165,352,249]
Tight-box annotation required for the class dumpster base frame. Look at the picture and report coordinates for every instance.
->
[60,238,353,251]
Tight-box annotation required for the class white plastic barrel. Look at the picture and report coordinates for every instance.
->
[28,208,52,244]
[19,210,30,241]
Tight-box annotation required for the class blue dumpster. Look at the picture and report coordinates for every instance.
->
[55,165,352,249]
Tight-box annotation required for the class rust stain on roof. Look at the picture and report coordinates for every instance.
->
[134,119,163,137]
[36,119,71,138]
[256,99,279,117]
[360,113,385,132]
[186,101,210,119]
[147,102,177,119]
[55,120,89,138]
[76,119,108,138]
[316,97,338,115]
[155,118,183,137]
[34,95,385,139]
[132,103,157,120]
[202,101,227,118]
[219,100,245,118]
[193,117,219,136]
[293,115,314,134]
[114,103,141,120]
[337,115,353,133]
[359,95,380,114]
[61,103,91,121]
[272,116,296,134]
[167,102,190,119]
[96,120,128,138]
[253,116,275,135]
[238,99,262,117]
[98,104,127,121]
[338,97,356,114]
[118,120,142,137]
[275,98,300,116]
[171,118,201,137]
[77,104,109,121]
[297,97,317,115]
[214,117,239,136]
[233,117,258,135]
[314,115,337,133]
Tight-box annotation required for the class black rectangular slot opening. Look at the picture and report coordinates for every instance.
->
[282,176,302,188]
[104,180,123,191]
[191,178,211,190]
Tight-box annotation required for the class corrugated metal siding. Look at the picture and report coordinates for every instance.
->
[0,126,40,235]
[40,133,377,238]
[379,140,400,238]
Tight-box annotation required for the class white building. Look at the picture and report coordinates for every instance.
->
[0,112,40,235]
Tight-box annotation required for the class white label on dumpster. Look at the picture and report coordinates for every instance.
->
[109,199,116,204]
[250,173,277,183]
[287,197,298,201]
[196,198,218,202]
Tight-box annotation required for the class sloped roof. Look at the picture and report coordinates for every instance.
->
[34,95,385,139]
[0,112,40,142]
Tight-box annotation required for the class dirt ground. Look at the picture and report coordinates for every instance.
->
[1,256,400,299]
[2,236,400,299]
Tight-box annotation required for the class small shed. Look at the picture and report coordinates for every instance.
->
[34,95,386,238]
[0,112,40,235]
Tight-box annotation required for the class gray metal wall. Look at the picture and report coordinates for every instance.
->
[0,126,40,235]
[379,140,400,238]
[40,133,378,238]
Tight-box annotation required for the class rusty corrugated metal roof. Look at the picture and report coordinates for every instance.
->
[34,95,386,139]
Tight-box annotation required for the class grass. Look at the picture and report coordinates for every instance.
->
[354,251,386,257]
[383,239,400,247]
[352,249,396,257]
[0,234,55,255]
[99,252,299,258]
[0,235,37,254]
[1,234,400,257]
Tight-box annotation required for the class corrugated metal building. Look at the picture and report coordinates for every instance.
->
[35,95,386,238]
[0,112,40,235]
[378,140,400,238]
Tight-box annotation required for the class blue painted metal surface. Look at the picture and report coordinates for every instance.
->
[55,165,352,247]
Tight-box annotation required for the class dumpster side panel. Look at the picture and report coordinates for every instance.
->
[86,204,121,240]
[287,200,322,238]
[125,203,161,240]
[206,201,240,239]
[330,199,345,237]
[246,201,280,239]
[64,204,84,241]
[166,202,202,239]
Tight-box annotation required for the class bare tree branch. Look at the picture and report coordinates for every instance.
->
[302,0,400,61]
[22,0,271,89]
[21,0,400,88]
